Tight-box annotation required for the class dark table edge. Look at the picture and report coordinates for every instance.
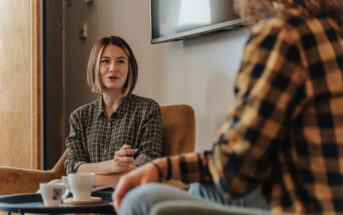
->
[0,192,115,214]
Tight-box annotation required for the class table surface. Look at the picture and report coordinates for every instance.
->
[0,191,115,214]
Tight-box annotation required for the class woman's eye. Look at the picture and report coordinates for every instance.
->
[101,59,109,63]
[118,60,126,64]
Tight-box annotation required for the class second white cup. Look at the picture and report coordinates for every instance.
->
[68,172,96,200]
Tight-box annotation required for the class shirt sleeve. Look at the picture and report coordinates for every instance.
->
[64,110,89,173]
[179,20,307,198]
[132,102,163,166]
[178,152,212,184]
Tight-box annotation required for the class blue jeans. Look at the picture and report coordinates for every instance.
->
[118,183,268,215]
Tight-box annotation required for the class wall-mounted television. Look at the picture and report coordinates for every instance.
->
[150,0,243,44]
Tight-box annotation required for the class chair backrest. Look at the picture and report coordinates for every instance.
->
[160,105,196,156]
[53,104,196,175]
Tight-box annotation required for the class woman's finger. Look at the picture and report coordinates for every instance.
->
[120,144,131,150]
[116,156,134,163]
[116,148,135,157]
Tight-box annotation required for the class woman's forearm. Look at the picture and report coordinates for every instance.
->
[94,165,138,186]
[94,174,121,187]
[76,160,113,175]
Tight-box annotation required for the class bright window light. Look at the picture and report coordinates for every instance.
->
[177,0,211,27]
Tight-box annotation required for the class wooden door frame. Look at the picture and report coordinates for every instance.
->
[31,0,41,169]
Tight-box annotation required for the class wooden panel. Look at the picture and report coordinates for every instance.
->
[0,0,41,169]
[31,0,41,170]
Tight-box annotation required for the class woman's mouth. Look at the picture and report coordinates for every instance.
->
[108,76,119,80]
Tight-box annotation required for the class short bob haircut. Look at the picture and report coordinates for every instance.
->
[87,36,138,95]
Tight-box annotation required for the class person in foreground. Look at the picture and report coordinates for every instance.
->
[113,0,343,214]
[64,36,162,187]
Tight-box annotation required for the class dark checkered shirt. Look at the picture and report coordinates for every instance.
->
[65,94,162,174]
[177,9,343,214]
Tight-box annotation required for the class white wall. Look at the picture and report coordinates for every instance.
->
[65,0,249,152]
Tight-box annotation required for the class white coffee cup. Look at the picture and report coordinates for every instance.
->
[39,183,67,206]
[46,176,70,199]
[68,172,95,200]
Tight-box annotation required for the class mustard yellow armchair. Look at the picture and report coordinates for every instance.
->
[0,105,195,195]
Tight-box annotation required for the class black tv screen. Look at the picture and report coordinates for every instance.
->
[150,0,243,44]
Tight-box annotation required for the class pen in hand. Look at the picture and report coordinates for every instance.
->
[125,147,138,157]
[128,148,139,157]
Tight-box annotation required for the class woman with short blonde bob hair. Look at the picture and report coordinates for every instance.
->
[87,36,138,95]
[65,36,162,187]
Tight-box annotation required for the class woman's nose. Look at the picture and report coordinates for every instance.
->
[109,63,116,73]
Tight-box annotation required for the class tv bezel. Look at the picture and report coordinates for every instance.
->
[149,0,244,44]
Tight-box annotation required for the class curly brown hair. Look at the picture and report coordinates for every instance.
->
[235,0,343,24]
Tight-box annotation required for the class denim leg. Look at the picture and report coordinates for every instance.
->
[188,182,268,209]
[119,183,213,215]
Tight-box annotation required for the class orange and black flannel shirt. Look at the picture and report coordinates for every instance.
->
[178,9,343,214]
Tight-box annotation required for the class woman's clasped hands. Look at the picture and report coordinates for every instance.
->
[109,144,135,173]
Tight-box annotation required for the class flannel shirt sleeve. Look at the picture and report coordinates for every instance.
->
[64,110,89,173]
[132,102,163,166]
[178,152,213,184]
[178,20,307,197]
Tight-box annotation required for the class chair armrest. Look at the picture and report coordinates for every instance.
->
[0,166,63,195]
[149,200,273,215]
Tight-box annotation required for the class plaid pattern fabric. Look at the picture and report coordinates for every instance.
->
[178,9,343,214]
[65,94,162,173]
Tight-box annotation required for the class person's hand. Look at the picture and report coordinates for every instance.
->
[110,144,135,173]
[112,162,160,212]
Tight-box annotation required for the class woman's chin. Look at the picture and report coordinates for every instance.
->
[102,86,125,94]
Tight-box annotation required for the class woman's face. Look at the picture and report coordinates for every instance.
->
[99,44,129,93]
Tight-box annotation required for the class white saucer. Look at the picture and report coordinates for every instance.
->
[63,196,102,204]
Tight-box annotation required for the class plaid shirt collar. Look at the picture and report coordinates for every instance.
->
[278,8,343,35]
[95,94,132,119]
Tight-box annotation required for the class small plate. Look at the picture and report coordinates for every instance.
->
[63,196,102,204]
